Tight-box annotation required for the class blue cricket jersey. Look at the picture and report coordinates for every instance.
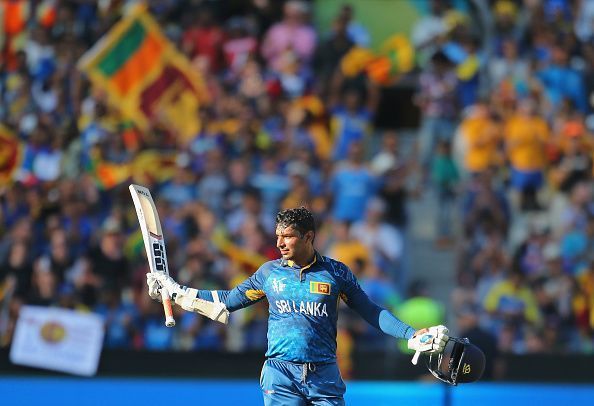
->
[196,252,415,363]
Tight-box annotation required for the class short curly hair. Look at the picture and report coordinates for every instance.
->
[276,206,316,237]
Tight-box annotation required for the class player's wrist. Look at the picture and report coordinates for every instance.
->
[171,286,197,301]
[412,328,428,338]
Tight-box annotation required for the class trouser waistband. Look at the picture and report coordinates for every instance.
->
[265,358,335,384]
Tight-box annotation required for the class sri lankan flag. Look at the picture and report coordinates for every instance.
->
[0,124,23,185]
[86,147,130,190]
[86,148,178,190]
[77,5,208,142]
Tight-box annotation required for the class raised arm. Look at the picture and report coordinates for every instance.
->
[147,264,269,324]
[194,269,267,312]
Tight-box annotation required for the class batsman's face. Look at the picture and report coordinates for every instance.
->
[275,225,312,262]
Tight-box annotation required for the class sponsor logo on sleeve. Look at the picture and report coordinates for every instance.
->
[246,289,266,300]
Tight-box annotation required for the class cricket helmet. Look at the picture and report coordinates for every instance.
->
[425,337,485,385]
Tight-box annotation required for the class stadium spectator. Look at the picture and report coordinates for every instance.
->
[377,162,412,234]
[251,153,290,219]
[488,38,530,102]
[537,45,587,114]
[431,139,460,247]
[158,161,198,209]
[313,13,354,96]
[330,87,372,161]
[87,217,130,296]
[28,255,58,306]
[454,101,502,177]
[483,268,542,339]
[94,286,140,349]
[261,0,316,73]
[504,98,550,211]
[182,6,225,73]
[411,0,449,69]
[337,4,370,48]
[0,241,33,303]
[351,197,403,285]
[196,149,229,217]
[462,171,511,240]
[222,17,258,77]
[415,50,458,181]
[329,141,377,223]
[370,130,401,176]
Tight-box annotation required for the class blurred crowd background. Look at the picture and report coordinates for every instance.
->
[2,0,594,380]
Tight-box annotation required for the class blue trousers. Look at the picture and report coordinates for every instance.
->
[260,358,346,405]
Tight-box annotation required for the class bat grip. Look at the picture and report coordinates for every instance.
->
[412,350,421,365]
[160,287,176,327]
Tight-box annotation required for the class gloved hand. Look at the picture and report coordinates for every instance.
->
[146,272,186,301]
[146,273,163,301]
[407,325,449,354]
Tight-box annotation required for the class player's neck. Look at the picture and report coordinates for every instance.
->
[293,248,316,267]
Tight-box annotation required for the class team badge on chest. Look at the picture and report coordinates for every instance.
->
[310,281,331,295]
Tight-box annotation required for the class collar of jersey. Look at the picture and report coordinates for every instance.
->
[281,251,321,270]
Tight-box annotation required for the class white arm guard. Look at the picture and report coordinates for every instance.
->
[174,288,230,324]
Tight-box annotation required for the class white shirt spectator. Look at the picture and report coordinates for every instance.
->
[350,198,403,264]
[575,0,594,42]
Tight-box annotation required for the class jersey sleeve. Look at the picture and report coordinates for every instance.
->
[338,263,415,340]
[195,264,269,312]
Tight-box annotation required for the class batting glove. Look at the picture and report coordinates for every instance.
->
[146,273,163,301]
[407,325,449,354]
[146,273,186,301]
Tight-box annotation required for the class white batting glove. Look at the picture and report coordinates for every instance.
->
[146,273,186,301]
[407,325,449,354]
[146,273,163,301]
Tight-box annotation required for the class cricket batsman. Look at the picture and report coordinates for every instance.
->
[147,207,449,405]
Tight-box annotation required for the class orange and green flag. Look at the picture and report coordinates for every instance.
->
[77,5,208,143]
[86,147,130,190]
[2,0,29,35]
[86,148,178,190]
[36,0,57,28]
[0,124,23,185]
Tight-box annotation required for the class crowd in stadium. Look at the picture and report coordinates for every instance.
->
[1,0,594,370]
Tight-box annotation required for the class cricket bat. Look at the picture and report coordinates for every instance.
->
[129,184,175,327]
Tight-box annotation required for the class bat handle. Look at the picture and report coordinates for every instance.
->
[160,287,176,327]
[411,350,421,365]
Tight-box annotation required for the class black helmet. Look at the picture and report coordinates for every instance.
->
[425,337,485,385]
